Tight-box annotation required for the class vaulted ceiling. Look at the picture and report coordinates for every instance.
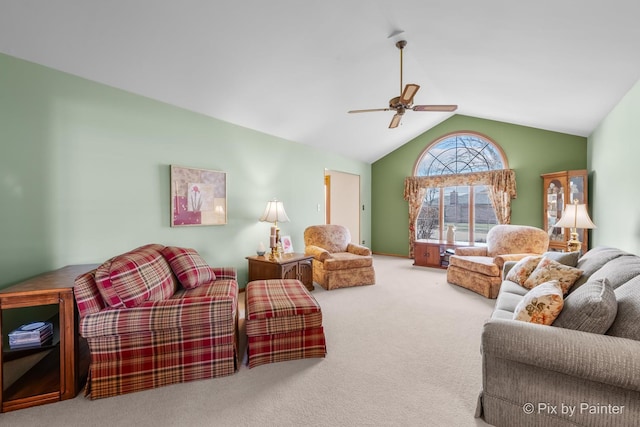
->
[2,1,640,163]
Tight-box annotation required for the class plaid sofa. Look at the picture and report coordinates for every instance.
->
[74,244,238,399]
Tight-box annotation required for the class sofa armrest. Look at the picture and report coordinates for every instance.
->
[346,243,372,256]
[455,246,488,256]
[212,266,237,281]
[305,245,331,261]
[502,261,518,279]
[79,296,235,338]
[482,319,640,392]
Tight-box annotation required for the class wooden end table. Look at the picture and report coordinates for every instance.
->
[246,253,314,291]
[0,264,96,412]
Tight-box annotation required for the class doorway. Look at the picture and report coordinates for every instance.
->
[324,170,361,245]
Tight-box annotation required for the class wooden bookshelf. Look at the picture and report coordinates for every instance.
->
[0,265,95,412]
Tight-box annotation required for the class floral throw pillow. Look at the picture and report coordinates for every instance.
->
[513,280,564,325]
[505,255,543,285]
[523,257,583,294]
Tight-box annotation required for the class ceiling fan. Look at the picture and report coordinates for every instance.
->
[348,40,458,128]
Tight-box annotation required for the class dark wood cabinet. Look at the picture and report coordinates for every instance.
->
[0,265,94,412]
[413,240,484,269]
[246,253,314,291]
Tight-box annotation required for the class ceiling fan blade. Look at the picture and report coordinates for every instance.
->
[389,113,402,128]
[399,84,420,105]
[348,108,392,113]
[412,104,458,112]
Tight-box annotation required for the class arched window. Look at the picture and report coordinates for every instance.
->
[414,132,507,243]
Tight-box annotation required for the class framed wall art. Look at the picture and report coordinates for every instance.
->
[170,165,227,226]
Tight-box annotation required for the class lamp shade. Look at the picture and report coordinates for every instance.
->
[259,199,290,224]
[554,203,596,229]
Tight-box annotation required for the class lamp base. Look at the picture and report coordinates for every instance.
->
[566,230,582,253]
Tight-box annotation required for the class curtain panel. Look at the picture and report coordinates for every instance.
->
[403,169,517,258]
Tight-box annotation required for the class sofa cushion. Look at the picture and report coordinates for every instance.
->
[586,255,640,291]
[543,250,581,267]
[505,255,543,285]
[513,280,564,325]
[572,246,629,290]
[523,257,582,294]
[448,255,501,277]
[606,275,640,340]
[161,246,216,289]
[553,278,617,334]
[95,244,177,308]
[491,281,529,320]
[323,252,372,271]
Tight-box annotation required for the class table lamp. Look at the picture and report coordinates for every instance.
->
[259,199,290,259]
[554,199,596,252]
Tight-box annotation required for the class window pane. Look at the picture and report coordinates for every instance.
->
[444,186,469,242]
[416,188,440,240]
[474,185,497,243]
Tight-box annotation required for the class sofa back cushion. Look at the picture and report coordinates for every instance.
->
[572,246,628,290]
[553,278,618,334]
[161,246,216,289]
[606,275,640,340]
[304,225,351,253]
[95,244,177,308]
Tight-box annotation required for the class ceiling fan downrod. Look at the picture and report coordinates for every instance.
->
[396,40,407,96]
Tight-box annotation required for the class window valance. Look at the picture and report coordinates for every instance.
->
[403,169,517,257]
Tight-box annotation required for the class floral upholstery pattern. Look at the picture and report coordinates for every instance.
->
[513,280,564,325]
[304,225,375,290]
[523,257,583,294]
[505,255,544,285]
[446,224,549,299]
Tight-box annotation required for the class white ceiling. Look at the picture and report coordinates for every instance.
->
[2,1,640,163]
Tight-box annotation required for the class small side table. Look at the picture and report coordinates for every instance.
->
[246,253,314,291]
[0,264,96,412]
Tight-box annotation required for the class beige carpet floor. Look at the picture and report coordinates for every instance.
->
[1,255,495,427]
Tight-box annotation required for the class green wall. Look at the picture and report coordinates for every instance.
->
[371,115,587,256]
[588,78,640,254]
[0,53,371,289]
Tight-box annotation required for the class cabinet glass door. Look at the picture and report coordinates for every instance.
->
[546,178,565,243]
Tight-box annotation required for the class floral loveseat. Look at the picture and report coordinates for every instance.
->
[477,247,640,426]
[74,244,238,399]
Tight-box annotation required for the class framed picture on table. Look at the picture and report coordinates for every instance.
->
[281,235,294,253]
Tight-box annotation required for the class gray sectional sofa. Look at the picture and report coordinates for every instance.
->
[476,246,640,426]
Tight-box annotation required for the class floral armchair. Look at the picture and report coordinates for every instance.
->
[304,225,375,290]
[446,224,549,298]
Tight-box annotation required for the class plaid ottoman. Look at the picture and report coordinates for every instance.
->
[245,279,326,368]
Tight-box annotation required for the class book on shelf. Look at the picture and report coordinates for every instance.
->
[8,321,54,349]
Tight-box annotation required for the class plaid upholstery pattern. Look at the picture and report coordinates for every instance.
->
[74,245,239,399]
[161,246,216,289]
[245,279,326,368]
[85,323,237,399]
[247,327,327,368]
[95,244,177,308]
[74,270,105,316]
